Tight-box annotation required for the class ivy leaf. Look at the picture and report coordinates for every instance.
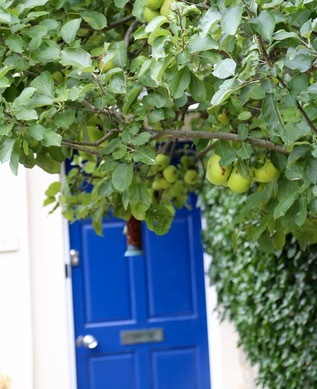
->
[112,163,133,192]
[145,204,173,235]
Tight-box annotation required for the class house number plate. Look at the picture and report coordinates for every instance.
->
[120,328,164,345]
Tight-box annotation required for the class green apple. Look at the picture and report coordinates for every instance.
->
[160,0,175,17]
[144,7,160,22]
[206,154,232,185]
[152,177,170,190]
[145,0,164,10]
[170,180,186,196]
[155,153,169,171]
[184,169,199,185]
[227,168,252,193]
[163,165,178,183]
[253,160,280,183]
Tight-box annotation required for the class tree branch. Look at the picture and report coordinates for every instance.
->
[150,130,289,154]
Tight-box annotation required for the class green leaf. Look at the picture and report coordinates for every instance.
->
[145,204,173,235]
[210,79,240,106]
[42,131,62,147]
[0,138,15,163]
[129,182,151,209]
[251,10,275,41]
[213,59,236,79]
[221,6,243,35]
[130,132,151,146]
[132,147,156,164]
[188,35,218,53]
[102,138,122,155]
[95,177,114,198]
[122,85,142,113]
[5,35,24,53]
[54,110,76,128]
[284,54,312,73]
[13,87,37,107]
[28,124,45,140]
[167,66,191,99]
[61,18,81,44]
[45,181,62,196]
[114,0,129,8]
[262,94,284,134]
[0,123,13,136]
[148,109,164,123]
[31,71,54,98]
[81,11,107,30]
[189,74,206,102]
[112,163,133,192]
[198,9,221,37]
[60,48,92,68]
[273,192,298,218]
[108,74,126,94]
[19,0,49,11]
[14,108,38,121]
[305,158,317,184]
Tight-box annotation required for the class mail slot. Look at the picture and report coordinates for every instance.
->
[120,328,164,345]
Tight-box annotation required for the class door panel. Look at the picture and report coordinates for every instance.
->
[152,348,197,389]
[70,197,211,388]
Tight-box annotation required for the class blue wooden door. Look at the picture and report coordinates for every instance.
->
[69,197,211,389]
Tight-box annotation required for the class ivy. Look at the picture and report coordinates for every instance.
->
[202,185,317,389]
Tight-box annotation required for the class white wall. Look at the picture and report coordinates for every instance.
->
[26,166,76,389]
[0,165,33,389]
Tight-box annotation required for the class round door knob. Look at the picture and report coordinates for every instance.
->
[76,335,98,349]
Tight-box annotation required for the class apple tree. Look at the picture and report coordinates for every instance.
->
[0,0,317,250]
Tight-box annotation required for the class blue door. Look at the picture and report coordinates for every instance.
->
[69,197,211,388]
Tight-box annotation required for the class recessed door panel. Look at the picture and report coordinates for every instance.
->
[152,348,197,389]
[144,215,195,319]
[82,221,134,324]
[89,353,136,389]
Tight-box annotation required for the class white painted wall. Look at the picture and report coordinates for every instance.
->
[0,165,33,389]
[26,166,76,389]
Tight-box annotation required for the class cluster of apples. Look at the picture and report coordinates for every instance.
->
[150,153,200,209]
[206,154,280,193]
[144,0,174,22]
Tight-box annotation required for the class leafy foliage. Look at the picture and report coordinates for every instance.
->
[1,0,317,243]
[202,185,317,389]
